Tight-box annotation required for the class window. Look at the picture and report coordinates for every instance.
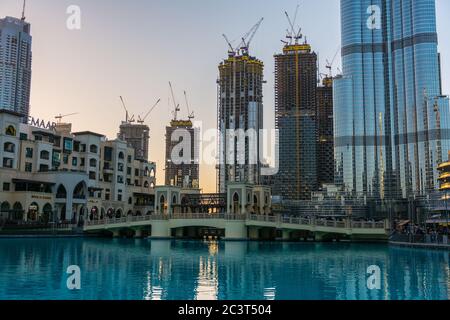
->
[25,162,32,172]
[40,150,50,160]
[104,147,113,161]
[135,169,139,176]
[72,157,78,166]
[5,125,16,136]
[89,158,97,168]
[39,164,49,172]
[105,193,110,201]
[63,154,69,165]
[90,145,98,154]
[25,147,33,158]
[127,155,132,163]
[117,195,122,202]
[3,183,10,191]
[4,142,15,153]
[80,158,85,167]
[20,133,28,141]
[35,135,42,141]
[117,176,124,184]
[73,141,80,152]
[118,163,124,172]
[80,144,86,152]
[89,171,96,180]
[2,158,13,168]
[127,167,131,175]
[118,152,125,160]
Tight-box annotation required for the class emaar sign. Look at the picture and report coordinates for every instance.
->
[27,116,57,130]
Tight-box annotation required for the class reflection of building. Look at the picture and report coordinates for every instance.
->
[334,0,450,199]
[0,110,156,224]
[274,42,318,200]
[0,16,32,120]
[118,123,150,161]
[165,120,199,188]
[217,53,264,193]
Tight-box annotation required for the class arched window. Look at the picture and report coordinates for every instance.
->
[90,145,98,154]
[0,202,10,216]
[56,185,67,198]
[118,152,125,160]
[150,168,155,177]
[144,181,149,188]
[159,195,165,214]
[233,193,240,215]
[128,197,132,205]
[73,181,87,199]
[5,125,16,136]
[4,142,15,153]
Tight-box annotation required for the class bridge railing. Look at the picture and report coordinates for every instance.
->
[84,213,387,230]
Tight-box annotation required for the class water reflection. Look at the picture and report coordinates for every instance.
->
[0,239,448,300]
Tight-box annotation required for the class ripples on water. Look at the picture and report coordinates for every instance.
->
[0,239,448,300]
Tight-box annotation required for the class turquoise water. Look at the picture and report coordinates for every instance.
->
[0,238,449,300]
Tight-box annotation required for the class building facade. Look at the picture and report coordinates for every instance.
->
[0,16,32,120]
[334,0,450,200]
[118,122,150,161]
[0,110,156,224]
[274,43,318,200]
[317,77,334,188]
[165,119,200,189]
[217,53,264,193]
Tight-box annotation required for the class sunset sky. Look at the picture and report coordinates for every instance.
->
[1,0,449,193]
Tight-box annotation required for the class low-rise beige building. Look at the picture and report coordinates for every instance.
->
[0,110,156,224]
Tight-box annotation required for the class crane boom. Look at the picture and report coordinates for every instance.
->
[169,82,180,121]
[184,91,195,120]
[138,98,161,123]
[239,17,264,55]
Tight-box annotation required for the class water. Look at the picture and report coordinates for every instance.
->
[0,238,449,300]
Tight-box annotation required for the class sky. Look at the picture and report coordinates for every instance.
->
[1,0,450,193]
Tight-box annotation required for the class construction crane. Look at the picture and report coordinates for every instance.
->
[284,4,303,45]
[55,113,78,124]
[169,82,180,121]
[119,96,135,123]
[222,34,236,57]
[223,17,264,57]
[326,46,341,77]
[184,91,195,121]
[239,17,264,56]
[21,0,26,21]
[137,98,161,124]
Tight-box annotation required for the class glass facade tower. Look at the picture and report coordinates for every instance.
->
[0,17,32,120]
[334,0,450,199]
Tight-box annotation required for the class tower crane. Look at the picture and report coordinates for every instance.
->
[137,98,161,124]
[326,46,341,77]
[284,4,302,45]
[169,82,180,121]
[184,91,195,121]
[239,17,264,56]
[119,96,135,123]
[222,17,264,57]
[55,113,78,124]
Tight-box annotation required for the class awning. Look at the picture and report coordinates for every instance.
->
[12,179,55,186]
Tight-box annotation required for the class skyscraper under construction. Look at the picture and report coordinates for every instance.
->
[217,19,265,193]
[274,37,318,201]
[165,119,200,189]
[316,76,334,187]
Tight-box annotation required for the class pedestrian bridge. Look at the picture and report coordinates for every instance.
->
[83,213,389,241]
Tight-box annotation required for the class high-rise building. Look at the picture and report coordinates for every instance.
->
[217,53,264,193]
[0,16,32,120]
[334,0,450,199]
[317,77,334,187]
[274,42,318,200]
[118,123,150,161]
[165,119,199,189]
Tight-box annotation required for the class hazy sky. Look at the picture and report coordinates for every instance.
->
[1,0,449,193]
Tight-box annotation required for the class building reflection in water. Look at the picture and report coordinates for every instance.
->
[0,239,449,300]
